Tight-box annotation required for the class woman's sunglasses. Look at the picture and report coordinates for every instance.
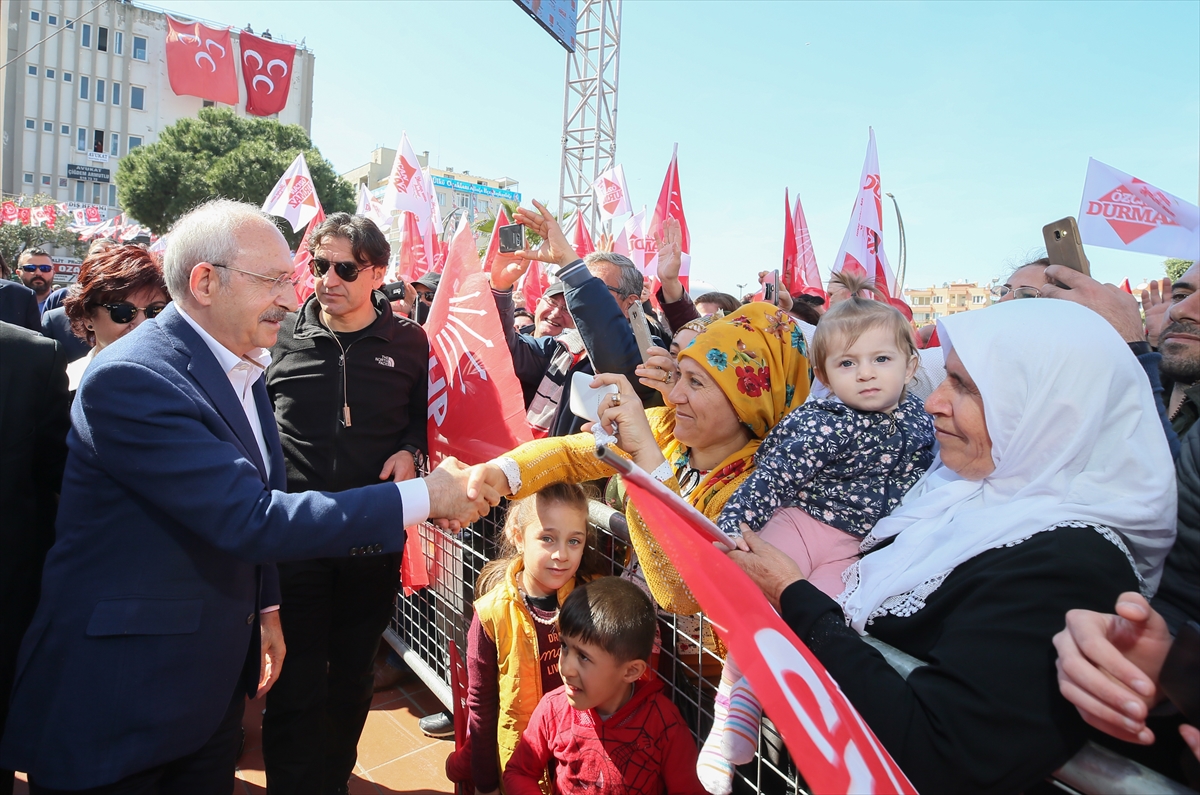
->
[310,257,374,282]
[101,302,167,324]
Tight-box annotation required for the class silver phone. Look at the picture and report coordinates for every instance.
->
[627,301,655,363]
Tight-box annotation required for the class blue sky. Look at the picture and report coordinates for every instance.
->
[154,0,1199,297]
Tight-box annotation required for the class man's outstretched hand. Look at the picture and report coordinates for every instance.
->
[425,456,503,526]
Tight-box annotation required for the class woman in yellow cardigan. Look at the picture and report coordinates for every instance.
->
[474,302,812,620]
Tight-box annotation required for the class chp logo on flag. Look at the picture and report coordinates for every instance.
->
[1078,158,1200,260]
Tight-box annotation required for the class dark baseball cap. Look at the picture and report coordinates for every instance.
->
[543,281,565,299]
[414,272,441,291]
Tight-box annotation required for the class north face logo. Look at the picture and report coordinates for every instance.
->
[1086,187,1179,245]
[376,355,394,368]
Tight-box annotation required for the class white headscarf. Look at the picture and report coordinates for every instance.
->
[837,299,1177,633]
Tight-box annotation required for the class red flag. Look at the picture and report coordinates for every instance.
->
[782,190,800,297]
[481,208,512,275]
[572,211,596,258]
[164,16,238,104]
[1120,278,1133,294]
[240,32,296,117]
[600,448,917,795]
[430,233,448,275]
[831,129,895,298]
[290,206,325,304]
[17,208,31,226]
[520,259,550,311]
[648,144,690,254]
[396,212,429,283]
[793,192,826,300]
[400,525,430,596]
[425,217,532,465]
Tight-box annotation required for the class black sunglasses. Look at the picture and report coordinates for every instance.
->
[310,257,374,282]
[101,302,167,324]
[21,264,54,273]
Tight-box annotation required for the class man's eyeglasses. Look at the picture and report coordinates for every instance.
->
[539,295,568,313]
[211,263,300,292]
[99,302,168,324]
[991,285,1041,300]
[21,264,54,273]
[310,257,374,282]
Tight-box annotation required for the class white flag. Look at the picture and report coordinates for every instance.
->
[594,164,632,220]
[356,182,393,233]
[613,206,689,279]
[1078,158,1199,260]
[381,132,431,230]
[262,153,321,233]
[831,128,895,297]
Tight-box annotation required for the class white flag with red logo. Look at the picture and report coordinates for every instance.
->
[239,32,295,117]
[382,133,432,232]
[289,206,325,304]
[594,164,632,220]
[356,183,393,233]
[832,129,895,298]
[611,452,917,795]
[262,153,321,233]
[793,191,825,299]
[425,216,532,465]
[1078,158,1199,260]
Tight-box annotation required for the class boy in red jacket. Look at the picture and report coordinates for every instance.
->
[504,577,706,795]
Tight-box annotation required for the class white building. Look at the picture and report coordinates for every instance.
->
[1,0,314,217]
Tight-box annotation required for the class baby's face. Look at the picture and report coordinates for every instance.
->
[821,326,916,414]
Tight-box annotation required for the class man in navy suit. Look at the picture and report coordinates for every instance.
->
[0,200,500,793]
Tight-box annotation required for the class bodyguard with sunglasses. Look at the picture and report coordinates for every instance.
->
[262,212,428,794]
[15,248,57,313]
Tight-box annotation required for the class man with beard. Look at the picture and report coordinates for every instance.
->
[1157,263,1200,439]
[15,249,57,314]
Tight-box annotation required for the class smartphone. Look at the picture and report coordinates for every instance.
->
[627,301,655,363]
[568,371,618,423]
[762,270,781,305]
[498,223,524,254]
[1042,217,1091,276]
[1159,620,1200,723]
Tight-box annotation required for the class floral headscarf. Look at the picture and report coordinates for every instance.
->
[678,302,811,440]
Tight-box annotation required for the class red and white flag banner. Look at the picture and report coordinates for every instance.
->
[793,191,825,299]
[649,144,691,254]
[262,153,321,233]
[240,31,295,117]
[594,164,632,221]
[382,133,432,232]
[832,128,895,298]
[572,210,596,259]
[1078,158,1199,260]
[520,259,550,311]
[164,16,239,104]
[782,190,800,297]
[396,212,429,283]
[289,206,325,305]
[1,202,19,224]
[603,449,918,795]
[356,183,393,233]
[425,216,532,465]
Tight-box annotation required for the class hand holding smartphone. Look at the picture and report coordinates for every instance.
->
[1042,217,1091,276]
[498,223,525,254]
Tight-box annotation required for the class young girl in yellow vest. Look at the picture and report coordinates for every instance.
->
[457,483,603,795]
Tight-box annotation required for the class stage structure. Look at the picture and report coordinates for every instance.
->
[556,0,623,236]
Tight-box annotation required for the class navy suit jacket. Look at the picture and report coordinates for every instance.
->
[0,304,406,788]
[0,281,40,333]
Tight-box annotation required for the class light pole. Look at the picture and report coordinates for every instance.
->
[885,192,907,295]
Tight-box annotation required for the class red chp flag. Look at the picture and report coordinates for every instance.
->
[646,145,692,302]
[782,190,800,296]
[572,211,596,258]
[240,32,296,117]
[425,216,532,465]
[1077,158,1199,260]
[520,260,550,311]
[793,191,825,300]
[1120,278,1133,295]
[165,16,239,104]
[481,207,512,275]
[604,450,917,795]
[397,212,429,283]
[832,128,895,298]
[290,206,325,304]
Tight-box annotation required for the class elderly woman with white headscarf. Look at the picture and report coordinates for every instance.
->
[729,299,1176,794]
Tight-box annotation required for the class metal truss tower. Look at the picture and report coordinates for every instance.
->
[557,0,622,236]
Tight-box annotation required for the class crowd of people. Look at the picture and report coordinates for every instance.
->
[0,198,1196,795]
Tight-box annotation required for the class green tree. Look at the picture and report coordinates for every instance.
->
[116,108,354,245]
[0,195,88,272]
[1165,258,1194,280]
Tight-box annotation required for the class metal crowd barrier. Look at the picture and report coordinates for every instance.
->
[384,501,1196,795]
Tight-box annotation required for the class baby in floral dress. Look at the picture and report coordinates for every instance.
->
[697,273,936,795]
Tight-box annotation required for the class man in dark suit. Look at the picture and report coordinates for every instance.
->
[0,200,500,793]
[0,282,40,333]
[40,306,92,363]
[0,323,69,795]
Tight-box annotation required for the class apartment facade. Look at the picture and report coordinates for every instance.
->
[2,0,314,217]
[903,282,993,326]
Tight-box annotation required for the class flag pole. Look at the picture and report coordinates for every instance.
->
[885,192,907,295]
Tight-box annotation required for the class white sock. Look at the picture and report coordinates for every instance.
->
[697,668,737,795]
[721,676,761,765]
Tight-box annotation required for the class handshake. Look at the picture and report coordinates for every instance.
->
[423,457,515,527]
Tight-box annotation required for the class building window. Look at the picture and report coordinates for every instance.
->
[108,184,118,207]
[41,176,52,187]
[128,135,143,150]
[436,193,445,207]
[29,10,40,22]
[202,100,215,108]
[47,14,58,25]
[972,294,986,304]
[932,295,944,304]
[79,76,89,100]
[63,71,72,83]
[24,119,35,130]
[97,27,108,52]
[46,68,56,79]
[96,79,105,103]
[111,133,120,156]
[133,36,147,61]
[27,65,37,76]
[66,19,74,29]
[77,128,87,151]
[92,183,102,204]
[61,124,70,135]
[81,23,91,48]
[43,122,53,132]
[130,86,145,110]
[114,31,123,55]
[93,129,105,153]
[24,173,34,184]
[75,182,85,202]
[112,83,121,105]
[59,178,68,188]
